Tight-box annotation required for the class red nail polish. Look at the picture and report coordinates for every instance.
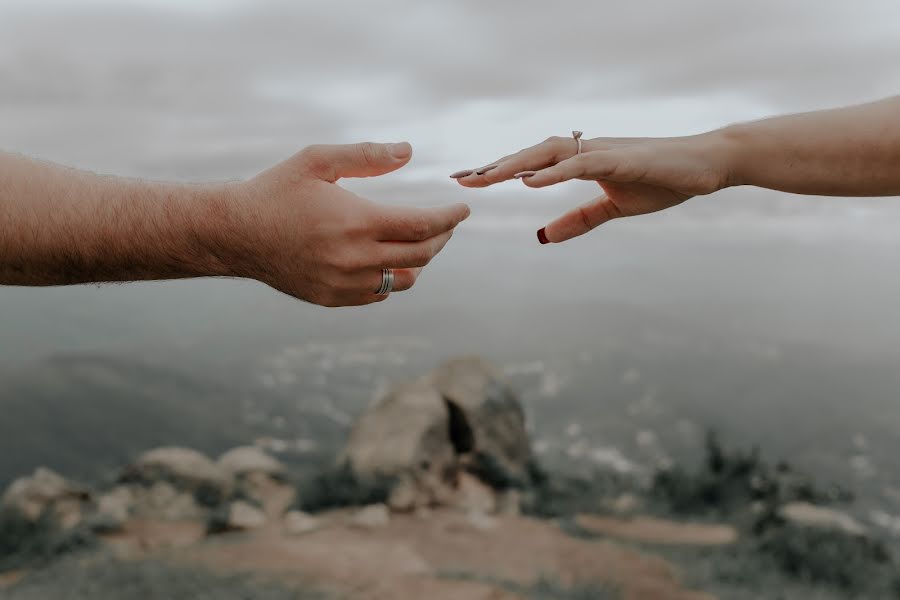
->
[537,228,549,244]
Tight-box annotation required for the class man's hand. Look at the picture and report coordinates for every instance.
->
[0,142,470,307]
[227,142,470,306]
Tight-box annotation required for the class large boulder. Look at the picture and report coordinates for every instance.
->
[427,357,534,488]
[120,447,233,506]
[341,358,534,513]
[1,467,91,529]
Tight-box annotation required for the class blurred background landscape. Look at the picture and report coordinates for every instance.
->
[2,1,900,598]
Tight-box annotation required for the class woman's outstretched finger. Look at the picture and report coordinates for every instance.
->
[454,137,568,188]
[538,195,622,244]
[522,151,622,188]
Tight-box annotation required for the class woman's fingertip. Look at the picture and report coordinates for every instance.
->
[537,228,550,245]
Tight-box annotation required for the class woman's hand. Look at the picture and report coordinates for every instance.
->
[452,133,732,243]
[228,142,470,306]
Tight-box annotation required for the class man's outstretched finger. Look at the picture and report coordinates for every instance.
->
[538,195,622,244]
[375,203,470,241]
[305,142,413,182]
[377,229,455,268]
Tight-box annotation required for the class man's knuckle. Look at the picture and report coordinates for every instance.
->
[359,142,380,167]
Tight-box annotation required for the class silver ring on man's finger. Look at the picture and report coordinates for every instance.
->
[573,130,583,155]
[376,268,394,296]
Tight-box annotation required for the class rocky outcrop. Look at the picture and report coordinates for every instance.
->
[341,358,534,514]
[1,467,91,529]
[120,447,233,507]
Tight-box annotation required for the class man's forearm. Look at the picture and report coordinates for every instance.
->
[720,96,900,196]
[0,152,236,286]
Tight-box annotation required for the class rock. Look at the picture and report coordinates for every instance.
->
[128,481,205,521]
[284,510,319,535]
[779,501,867,536]
[1,467,91,528]
[227,501,267,531]
[608,493,640,515]
[342,357,534,513]
[453,472,497,514]
[237,471,295,518]
[218,446,286,479]
[90,486,133,531]
[387,477,422,513]
[121,447,233,506]
[352,503,390,529]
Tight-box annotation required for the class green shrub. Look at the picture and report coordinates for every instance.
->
[3,556,322,600]
[651,431,848,519]
[0,506,96,571]
[757,524,893,593]
[441,571,618,600]
[294,463,395,513]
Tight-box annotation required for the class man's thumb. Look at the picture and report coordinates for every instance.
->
[306,142,412,182]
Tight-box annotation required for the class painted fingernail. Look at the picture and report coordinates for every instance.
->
[514,171,537,179]
[450,169,474,179]
[537,228,549,245]
[475,165,498,175]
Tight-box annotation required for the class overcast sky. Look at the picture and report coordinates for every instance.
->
[2,0,900,220]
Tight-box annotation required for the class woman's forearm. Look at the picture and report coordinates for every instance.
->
[720,96,900,197]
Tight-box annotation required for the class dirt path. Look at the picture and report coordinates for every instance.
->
[171,511,714,600]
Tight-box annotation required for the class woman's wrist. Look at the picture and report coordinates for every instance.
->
[708,122,760,190]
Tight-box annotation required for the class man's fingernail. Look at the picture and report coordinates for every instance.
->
[475,165,498,175]
[537,228,549,245]
[450,169,474,179]
[388,142,412,159]
[514,171,537,179]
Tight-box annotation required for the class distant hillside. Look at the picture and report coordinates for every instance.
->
[0,353,344,487]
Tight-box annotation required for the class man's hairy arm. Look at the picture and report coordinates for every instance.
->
[0,143,469,305]
[0,152,235,285]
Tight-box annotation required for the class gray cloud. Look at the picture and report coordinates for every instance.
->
[1,0,898,183]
